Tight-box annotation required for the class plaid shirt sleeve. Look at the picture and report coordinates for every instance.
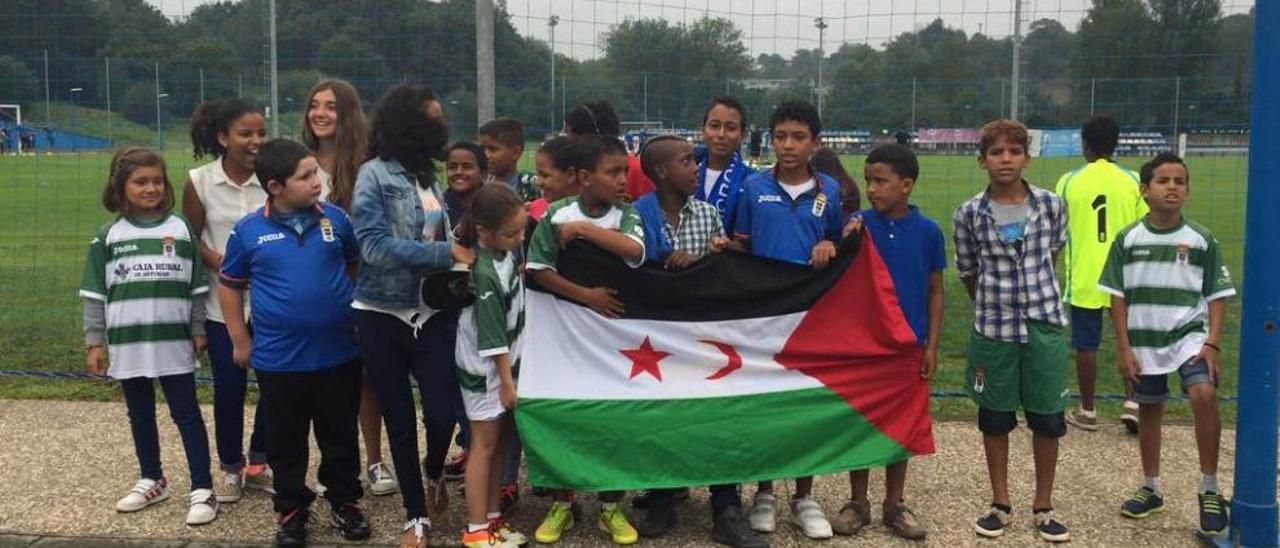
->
[952,200,978,280]
[675,201,726,259]
[1049,193,1068,255]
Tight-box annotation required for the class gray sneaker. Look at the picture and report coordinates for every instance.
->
[215,470,243,503]
[1120,400,1140,434]
[1065,407,1099,431]
[748,492,777,533]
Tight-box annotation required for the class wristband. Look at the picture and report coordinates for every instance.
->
[1204,342,1221,352]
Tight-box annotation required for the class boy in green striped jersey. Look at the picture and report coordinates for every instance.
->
[1097,153,1235,535]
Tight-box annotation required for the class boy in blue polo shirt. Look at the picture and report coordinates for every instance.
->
[833,143,943,541]
[219,139,371,547]
[731,100,842,541]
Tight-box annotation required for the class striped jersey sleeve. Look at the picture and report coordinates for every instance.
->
[79,223,112,302]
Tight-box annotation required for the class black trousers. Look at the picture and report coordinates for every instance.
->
[256,359,364,514]
[356,309,465,521]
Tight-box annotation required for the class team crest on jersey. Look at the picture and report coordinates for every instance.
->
[162,236,176,257]
[812,193,828,217]
[1176,243,1190,265]
[320,218,335,242]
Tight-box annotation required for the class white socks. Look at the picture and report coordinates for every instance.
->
[1146,474,1219,495]
[1200,473,1219,494]
[1144,476,1162,496]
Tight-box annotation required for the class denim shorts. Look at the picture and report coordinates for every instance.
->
[1069,306,1103,351]
[1134,356,1215,404]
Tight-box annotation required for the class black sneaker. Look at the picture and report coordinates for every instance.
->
[1199,491,1229,534]
[331,503,372,541]
[1120,486,1165,519]
[275,506,310,547]
[973,505,1010,538]
[636,499,677,538]
[1033,509,1070,543]
[632,487,689,509]
[711,505,769,548]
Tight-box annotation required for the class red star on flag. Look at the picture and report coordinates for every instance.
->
[620,336,670,381]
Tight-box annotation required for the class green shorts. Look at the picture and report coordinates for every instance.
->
[965,321,1070,414]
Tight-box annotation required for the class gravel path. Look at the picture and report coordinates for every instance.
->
[0,399,1233,546]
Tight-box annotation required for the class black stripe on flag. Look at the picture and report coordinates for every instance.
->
[529,234,863,322]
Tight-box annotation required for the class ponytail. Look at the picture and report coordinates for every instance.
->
[190,98,263,159]
[457,183,523,248]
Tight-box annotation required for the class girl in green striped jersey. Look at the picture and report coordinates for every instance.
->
[81,147,218,526]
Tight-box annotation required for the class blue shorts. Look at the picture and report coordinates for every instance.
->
[1134,357,1215,404]
[1069,306,1103,351]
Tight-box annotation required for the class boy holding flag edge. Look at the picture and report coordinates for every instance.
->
[834,143,942,540]
[525,134,644,545]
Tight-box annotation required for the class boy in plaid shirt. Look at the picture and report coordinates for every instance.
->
[632,135,729,270]
[953,119,1071,543]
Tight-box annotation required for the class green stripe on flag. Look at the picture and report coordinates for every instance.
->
[107,322,191,345]
[517,387,911,491]
[1128,321,1204,349]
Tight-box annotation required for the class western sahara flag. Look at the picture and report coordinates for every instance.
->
[517,234,934,491]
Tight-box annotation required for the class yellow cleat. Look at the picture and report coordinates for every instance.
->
[534,502,576,544]
[598,504,639,545]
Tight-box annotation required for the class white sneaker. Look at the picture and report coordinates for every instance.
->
[368,461,399,496]
[1121,400,1140,434]
[216,470,243,503]
[186,488,219,525]
[116,477,170,512]
[790,497,834,539]
[749,491,777,533]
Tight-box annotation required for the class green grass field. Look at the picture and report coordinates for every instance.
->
[0,148,1250,421]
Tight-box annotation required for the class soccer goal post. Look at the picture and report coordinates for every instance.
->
[0,104,21,126]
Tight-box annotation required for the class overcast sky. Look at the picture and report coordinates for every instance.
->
[147,0,1254,59]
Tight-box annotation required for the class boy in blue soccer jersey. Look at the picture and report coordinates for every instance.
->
[218,139,370,546]
[832,144,943,541]
[729,100,842,540]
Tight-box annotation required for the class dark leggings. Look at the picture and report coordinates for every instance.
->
[120,373,213,490]
[206,320,268,471]
[356,309,465,520]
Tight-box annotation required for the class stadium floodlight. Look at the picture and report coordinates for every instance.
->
[814,17,828,118]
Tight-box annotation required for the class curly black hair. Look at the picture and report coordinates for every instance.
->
[564,99,621,138]
[368,84,449,178]
[768,100,821,138]
[1082,115,1120,158]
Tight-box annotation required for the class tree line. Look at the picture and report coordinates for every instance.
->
[0,0,1253,136]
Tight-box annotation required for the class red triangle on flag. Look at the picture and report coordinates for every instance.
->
[774,236,935,456]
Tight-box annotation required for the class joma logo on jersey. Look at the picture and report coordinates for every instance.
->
[758,195,784,204]
[112,244,139,254]
[257,233,287,245]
